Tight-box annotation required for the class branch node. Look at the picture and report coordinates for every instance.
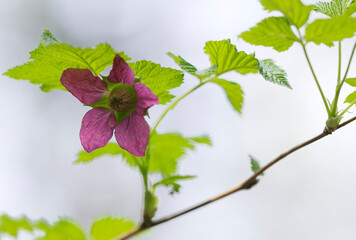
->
[141,217,153,228]
[323,126,335,135]
[242,178,259,190]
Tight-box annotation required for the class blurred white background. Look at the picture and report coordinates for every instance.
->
[1,0,356,239]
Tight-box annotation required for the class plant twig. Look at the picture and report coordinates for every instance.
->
[331,40,356,116]
[115,115,356,240]
[114,225,145,240]
[297,29,330,115]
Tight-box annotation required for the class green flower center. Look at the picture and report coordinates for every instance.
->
[108,84,137,112]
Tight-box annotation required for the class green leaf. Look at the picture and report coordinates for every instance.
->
[344,90,356,103]
[211,79,244,114]
[129,60,184,105]
[345,77,356,86]
[239,17,299,52]
[76,143,138,167]
[39,219,86,240]
[314,0,353,17]
[249,155,264,175]
[153,175,196,194]
[34,220,51,232]
[260,0,313,28]
[258,59,292,89]
[149,133,211,176]
[189,135,212,146]
[195,65,218,79]
[204,39,259,75]
[0,215,33,237]
[167,52,197,74]
[4,30,128,92]
[90,217,136,240]
[167,52,219,80]
[345,1,356,16]
[40,29,61,46]
[305,16,356,46]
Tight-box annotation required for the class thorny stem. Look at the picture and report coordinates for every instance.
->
[114,116,356,240]
[297,29,330,115]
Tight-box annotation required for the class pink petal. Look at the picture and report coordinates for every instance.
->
[108,55,135,85]
[115,111,150,157]
[134,83,159,116]
[61,68,108,105]
[80,107,116,152]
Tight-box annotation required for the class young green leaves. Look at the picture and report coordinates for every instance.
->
[76,143,138,166]
[4,30,184,106]
[249,155,264,175]
[76,132,210,196]
[169,39,290,115]
[167,52,198,74]
[304,0,356,47]
[211,79,244,113]
[344,78,356,104]
[240,17,299,52]
[169,40,258,114]
[0,215,86,240]
[4,30,125,92]
[305,1,356,46]
[239,0,313,52]
[259,59,291,89]
[314,0,356,17]
[0,214,137,240]
[0,215,33,237]
[153,175,196,195]
[203,39,259,75]
[39,219,86,240]
[305,16,356,46]
[240,0,312,51]
[260,0,313,28]
[148,133,211,177]
[91,217,136,240]
[76,133,211,178]
[129,61,183,105]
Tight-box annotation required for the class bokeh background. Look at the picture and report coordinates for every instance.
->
[1,0,356,239]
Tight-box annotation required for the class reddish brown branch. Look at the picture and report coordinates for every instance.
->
[115,115,356,240]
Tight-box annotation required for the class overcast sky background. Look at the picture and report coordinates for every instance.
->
[1,0,356,239]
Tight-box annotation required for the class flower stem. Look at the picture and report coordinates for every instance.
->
[297,29,330,115]
[151,81,209,133]
[143,75,213,224]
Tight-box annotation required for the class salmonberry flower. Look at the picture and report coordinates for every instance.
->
[60,55,159,157]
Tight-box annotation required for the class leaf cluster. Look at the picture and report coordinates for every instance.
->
[77,133,211,194]
[0,214,136,240]
[169,39,291,115]
[240,0,356,50]
[239,0,356,117]
[4,30,184,105]
[4,31,126,92]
